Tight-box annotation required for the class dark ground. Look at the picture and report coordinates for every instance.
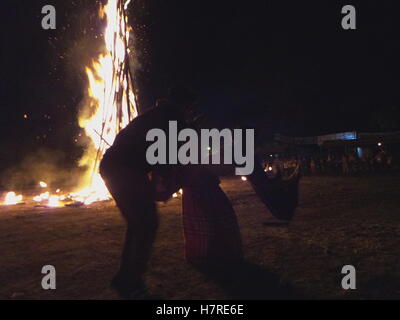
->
[0,175,399,300]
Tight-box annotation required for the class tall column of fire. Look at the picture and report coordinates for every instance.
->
[74,0,138,205]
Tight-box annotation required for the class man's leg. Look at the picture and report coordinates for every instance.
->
[100,159,157,296]
[114,177,157,287]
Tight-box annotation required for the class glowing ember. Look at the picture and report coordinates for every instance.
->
[39,181,48,188]
[48,196,61,208]
[41,192,50,200]
[4,192,23,205]
[33,192,51,203]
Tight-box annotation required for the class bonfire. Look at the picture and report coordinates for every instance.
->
[2,0,137,207]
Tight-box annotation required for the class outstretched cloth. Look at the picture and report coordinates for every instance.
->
[248,156,300,221]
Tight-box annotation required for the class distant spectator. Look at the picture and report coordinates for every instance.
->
[342,155,349,175]
[310,159,316,175]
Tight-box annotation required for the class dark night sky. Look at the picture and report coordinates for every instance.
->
[0,0,400,171]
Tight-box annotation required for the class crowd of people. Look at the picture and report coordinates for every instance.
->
[262,150,398,177]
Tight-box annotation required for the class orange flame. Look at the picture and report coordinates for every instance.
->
[3,192,23,205]
[73,0,137,204]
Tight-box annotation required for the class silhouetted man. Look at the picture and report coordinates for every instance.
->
[100,87,195,299]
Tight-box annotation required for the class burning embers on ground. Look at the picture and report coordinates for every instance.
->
[2,181,112,208]
[1,181,186,208]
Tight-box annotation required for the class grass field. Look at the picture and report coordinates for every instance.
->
[0,175,399,300]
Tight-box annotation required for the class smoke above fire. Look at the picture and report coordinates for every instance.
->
[2,148,83,191]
